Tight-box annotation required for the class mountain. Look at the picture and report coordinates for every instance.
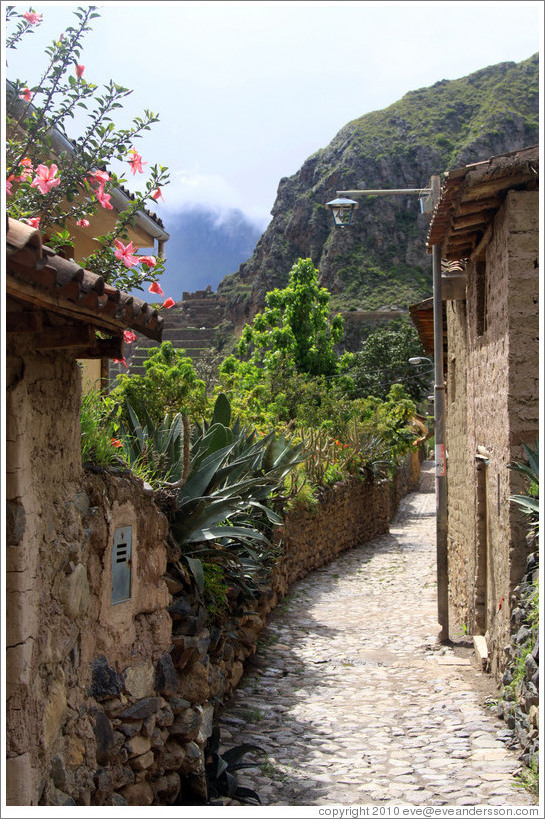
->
[216,55,539,335]
[147,205,263,302]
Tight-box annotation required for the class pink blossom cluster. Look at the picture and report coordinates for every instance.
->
[88,168,113,210]
[7,160,61,197]
[23,11,42,25]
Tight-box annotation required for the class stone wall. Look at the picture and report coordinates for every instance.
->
[445,190,539,678]
[496,545,539,768]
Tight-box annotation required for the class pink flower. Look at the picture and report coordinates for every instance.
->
[139,255,157,268]
[89,169,110,186]
[75,64,85,79]
[152,188,164,202]
[19,87,32,102]
[96,186,113,210]
[113,358,128,368]
[23,11,42,24]
[14,158,33,182]
[25,217,41,229]
[76,218,90,227]
[114,239,139,269]
[16,169,33,183]
[127,149,146,175]
[123,330,137,344]
[162,297,175,309]
[30,163,61,194]
[6,175,14,196]
[148,281,164,297]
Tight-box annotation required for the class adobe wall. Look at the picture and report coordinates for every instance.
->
[445,190,538,678]
[6,341,84,805]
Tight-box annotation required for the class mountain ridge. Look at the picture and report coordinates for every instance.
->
[215,54,539,335]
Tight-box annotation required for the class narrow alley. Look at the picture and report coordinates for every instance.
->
[216,463,536,807]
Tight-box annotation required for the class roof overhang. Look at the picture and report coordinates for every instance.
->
[408,297,447,359]
[426,145,539,261]
[6,219,163,358]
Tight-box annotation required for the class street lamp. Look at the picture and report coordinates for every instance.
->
[327,177,449,642]
[325,197,359,227]
[409,356,432,366]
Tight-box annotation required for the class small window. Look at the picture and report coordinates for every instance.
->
[112,526,132,604]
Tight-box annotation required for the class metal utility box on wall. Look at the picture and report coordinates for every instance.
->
[112,526,133,604]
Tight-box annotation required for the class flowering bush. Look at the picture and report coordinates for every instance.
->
[5,5,171,297]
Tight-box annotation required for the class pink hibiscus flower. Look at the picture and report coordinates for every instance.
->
[6,175,14,196]
[19,87,32,102]
[23,11,42,24]
[114,239,139,269]
[89,169,110,186]
[15,158,33,183]
[148,281,164,297]
[123,330,137,344]
[30,163,61,194]
[113,358,128,368]
[127,149,146,175]
[96,186,113,210]
[139,255,157,268]
[152,188,164,202]
[76,218,90,227]
[75,64,85,79]
[162,297,175,309]
[25,217,41,229]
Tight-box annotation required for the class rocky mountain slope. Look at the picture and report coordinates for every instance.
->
[216,55,539,335]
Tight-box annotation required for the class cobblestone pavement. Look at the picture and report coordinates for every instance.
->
[217,463,536,808]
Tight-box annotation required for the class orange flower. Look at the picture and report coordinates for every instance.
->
[111,439,123,448]
[148,280,164,296]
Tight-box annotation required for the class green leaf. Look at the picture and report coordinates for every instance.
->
[183,556,204,594]
[211,393,232,427]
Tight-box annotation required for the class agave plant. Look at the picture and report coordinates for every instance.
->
[205,727,264,805]
[119,399,190,486]
[165,394,305,600]
[508,440,539,533]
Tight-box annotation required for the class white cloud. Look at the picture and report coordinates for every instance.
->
[157,167,271,228]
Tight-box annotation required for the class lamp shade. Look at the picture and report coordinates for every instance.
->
[325,197,358,227]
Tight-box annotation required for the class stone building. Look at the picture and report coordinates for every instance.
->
[413,146,539,676]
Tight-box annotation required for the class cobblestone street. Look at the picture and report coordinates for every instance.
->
[217,463,536,808]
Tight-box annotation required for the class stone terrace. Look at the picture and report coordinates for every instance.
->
[123,290,223,375]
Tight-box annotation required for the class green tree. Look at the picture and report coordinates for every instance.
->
[348,321,430,402]
[110,342,209,425]
[357,383,418,463]
[236,258,349,377]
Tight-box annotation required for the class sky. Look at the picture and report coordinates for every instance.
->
[3,0,543,231]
